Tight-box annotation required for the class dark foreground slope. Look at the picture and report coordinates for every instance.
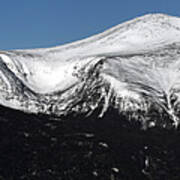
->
[0,106,180,180]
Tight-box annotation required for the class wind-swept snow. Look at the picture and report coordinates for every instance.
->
[0,13,180,127]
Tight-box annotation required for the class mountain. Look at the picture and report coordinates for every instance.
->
[0,13,180,128]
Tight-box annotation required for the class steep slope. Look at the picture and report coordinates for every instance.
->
[0,13,180,128]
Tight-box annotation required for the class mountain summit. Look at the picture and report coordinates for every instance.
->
[0,13,180,128]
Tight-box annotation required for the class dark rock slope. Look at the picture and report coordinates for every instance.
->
[0,106,180,180]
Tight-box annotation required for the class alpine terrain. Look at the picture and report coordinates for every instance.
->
[0,14,180,128]
[1,13,180,180]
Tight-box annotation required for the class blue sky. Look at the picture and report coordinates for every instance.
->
[0,0,179,50]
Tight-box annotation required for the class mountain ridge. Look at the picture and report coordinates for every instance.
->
[0,13,180,128]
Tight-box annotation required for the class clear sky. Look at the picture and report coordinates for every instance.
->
[0,0,179,50]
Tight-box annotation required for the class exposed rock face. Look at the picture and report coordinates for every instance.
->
[1,14,180,128]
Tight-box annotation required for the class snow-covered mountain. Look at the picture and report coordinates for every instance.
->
[1,13,180,128]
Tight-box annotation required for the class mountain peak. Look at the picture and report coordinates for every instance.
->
[1,14,180,128]
[41,13,180,58]
[138,13,171,19]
